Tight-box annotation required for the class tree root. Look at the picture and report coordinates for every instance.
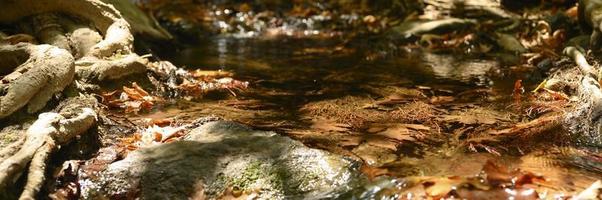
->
[0,0,161,118]
[563,47,602,145]
[481,47,602,145]
[0,108,96,199]
[0,43,74,119]
[76,53,149,81]
[0,0,131,57]
[0,0,165,198]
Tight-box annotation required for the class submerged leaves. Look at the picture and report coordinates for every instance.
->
[358,160,587,199]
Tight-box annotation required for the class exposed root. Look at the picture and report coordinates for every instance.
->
[87,19,133,58]
[481,47,602,145]
[0,43,74,119]
[0,0,132,57]
[76,53,149,81]
[0,0,158,117]
[0,108,96,199]
[563,47,602,145]
[20,140,54,200]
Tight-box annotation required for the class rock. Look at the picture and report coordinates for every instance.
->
[82,121,364,199]
[579,0,602,49]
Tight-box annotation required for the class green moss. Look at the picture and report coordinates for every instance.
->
[227,161,294,194]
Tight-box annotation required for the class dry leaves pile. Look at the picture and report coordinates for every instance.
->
[118,118,186,152]
[101,82,164,113]
[149,61,249,99]
[179,76,249,98]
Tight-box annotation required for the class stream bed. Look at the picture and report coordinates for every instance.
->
[129,36,602,197]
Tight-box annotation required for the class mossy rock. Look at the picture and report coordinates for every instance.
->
[83,121,365,199]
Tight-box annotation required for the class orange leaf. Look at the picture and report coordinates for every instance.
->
[131,82,150,96]
[153,132,163,142]
[123,86,145,100]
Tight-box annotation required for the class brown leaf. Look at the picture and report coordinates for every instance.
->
[482,160,545,187]
[365,137,399,151]
[310,120,351,132]
[514,79,524,106]
[190,69,233,79]
[403,124,431,131]
[430,96,454,104]
[456,188,539,200]
[377,125,414,142]
[123,86,145,100]
[360,165,390,181]
[151,118,173,127]
[338,135,362,147]
[153,132,163,142]
[131,82,150,96]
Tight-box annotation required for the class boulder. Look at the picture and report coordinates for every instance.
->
[83,121,364,199]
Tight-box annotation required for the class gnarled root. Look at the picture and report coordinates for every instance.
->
[0,0,133,58]
[481,47,602,145]
[0,108,96,199]
[1,0,159,84]
[76,53,149,81]
[563,47,602,145]
[0,43,74,119]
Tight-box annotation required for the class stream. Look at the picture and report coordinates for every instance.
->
[133,36,602,196]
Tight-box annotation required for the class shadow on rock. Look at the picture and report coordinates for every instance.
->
[83,121,365,199]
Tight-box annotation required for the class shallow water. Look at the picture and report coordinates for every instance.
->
[144,36,601,195]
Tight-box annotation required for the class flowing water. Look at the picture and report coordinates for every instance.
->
[140,36,601,196]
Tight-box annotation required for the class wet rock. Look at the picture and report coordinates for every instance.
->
[82,121,364,199]
[494,33,527,53]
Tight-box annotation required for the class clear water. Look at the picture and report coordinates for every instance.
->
[142,36,601,195]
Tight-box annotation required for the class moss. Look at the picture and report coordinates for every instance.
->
[225,160,323,196]
[229,161,286,192]
[228,162,263,189]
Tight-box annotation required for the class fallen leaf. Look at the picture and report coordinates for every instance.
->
[403,124,430,131]
[377,125,414,142]
[310,120,351,132]
[430,96,454,104]
[361,165,390,181]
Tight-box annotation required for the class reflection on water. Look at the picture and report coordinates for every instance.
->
[422,52,498,86]
[149,36,600,194]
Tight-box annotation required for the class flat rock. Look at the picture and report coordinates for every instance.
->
[82,121,364,199]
